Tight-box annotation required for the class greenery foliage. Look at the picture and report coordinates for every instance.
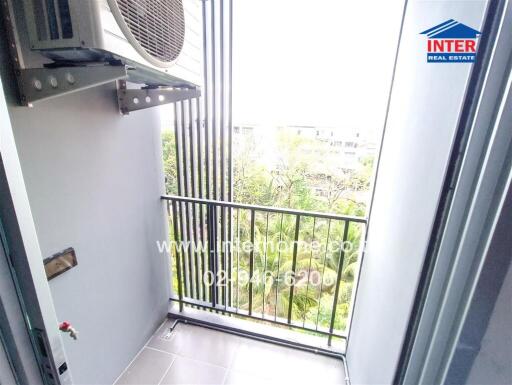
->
[162,128,373,337]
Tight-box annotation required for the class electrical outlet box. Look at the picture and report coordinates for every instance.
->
[43,248,77,280]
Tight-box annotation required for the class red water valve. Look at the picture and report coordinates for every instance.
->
[59,321,78,340]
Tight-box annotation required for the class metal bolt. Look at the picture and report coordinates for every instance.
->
[65,73,75,84]
[48,76,58,88]
[145,96,151,103]
[33,79,42,90]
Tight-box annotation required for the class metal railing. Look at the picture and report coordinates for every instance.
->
[162,195,367,344]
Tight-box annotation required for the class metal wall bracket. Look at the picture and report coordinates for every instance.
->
[117,80,201,115]
[18,66,128,106]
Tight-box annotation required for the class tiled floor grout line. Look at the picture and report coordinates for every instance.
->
[156,356,176,385]
[162,323,244,384]
[111,344,146,385]
[112,319,170,384]
[173,351,233,369]
[115,319,348,385]
[144,345,177,356]
[221,338,242,385]
[148,326,234,371]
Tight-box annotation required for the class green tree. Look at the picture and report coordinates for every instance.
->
[163,126,374,338]
[162,130,177,194]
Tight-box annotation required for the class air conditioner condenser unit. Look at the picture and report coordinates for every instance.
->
[20,0,202,88]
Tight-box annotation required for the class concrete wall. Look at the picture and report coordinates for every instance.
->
[0,43,170,385]
[345,1,488,384]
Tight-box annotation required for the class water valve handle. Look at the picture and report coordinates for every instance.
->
[59,321,78,340]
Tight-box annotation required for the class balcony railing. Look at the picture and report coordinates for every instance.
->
[162,195,367,345]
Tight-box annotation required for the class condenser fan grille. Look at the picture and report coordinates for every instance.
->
[115,0,185,62]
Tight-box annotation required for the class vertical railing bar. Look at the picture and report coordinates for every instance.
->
[219,0,227,310]
[227,0,233,201]
[219,204,226,309]
[220,0,225,205]
[303,217,316,327]
[211,0,217,202]
[202,0,212,305]
[200,202,208,302]
[210,0,222,309]
[248,209,256,315]
[328,220,350,346]
[189,99,202,301]
[219,206,225,309]
[202,0,210,201]
[287,215,301,324]
[262,212,269,319]
[235,208,240,313]
[227,0,234,310]
[274,213,284,321]
[227,206,232,308]
[174,102,190,298]
[222,204,228,309]
[207,204,218,307]
[179,209,190,297]
[205,197,211,306]
[316,219,331,330]
[196,98,208,302]
[181,99,196,300]
[214,204,220,306]
[171,201,184,312]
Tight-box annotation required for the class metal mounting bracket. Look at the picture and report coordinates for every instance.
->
[18,66,128,106]
[117,80,201,115]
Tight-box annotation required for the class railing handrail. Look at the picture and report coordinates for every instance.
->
[161,194,367,223]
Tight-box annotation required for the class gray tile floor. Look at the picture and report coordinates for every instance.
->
[114,319,346,385]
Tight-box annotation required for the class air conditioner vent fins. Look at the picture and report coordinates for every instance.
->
[115,0,185,63]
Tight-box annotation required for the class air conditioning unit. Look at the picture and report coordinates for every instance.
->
[20,0,202,88]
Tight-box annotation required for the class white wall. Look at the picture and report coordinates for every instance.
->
[8,85,170,384]
[346,1,488,384]
[0,51,171,384]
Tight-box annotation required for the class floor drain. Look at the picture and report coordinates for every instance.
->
[161,330,173,340]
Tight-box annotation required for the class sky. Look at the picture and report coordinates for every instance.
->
[232,0,405,133]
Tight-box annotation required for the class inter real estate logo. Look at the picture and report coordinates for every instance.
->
[420,19,481,63]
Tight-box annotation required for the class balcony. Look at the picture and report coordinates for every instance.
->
[110,196,365,383]
[161,194,366,348]
[0,0,508,381]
